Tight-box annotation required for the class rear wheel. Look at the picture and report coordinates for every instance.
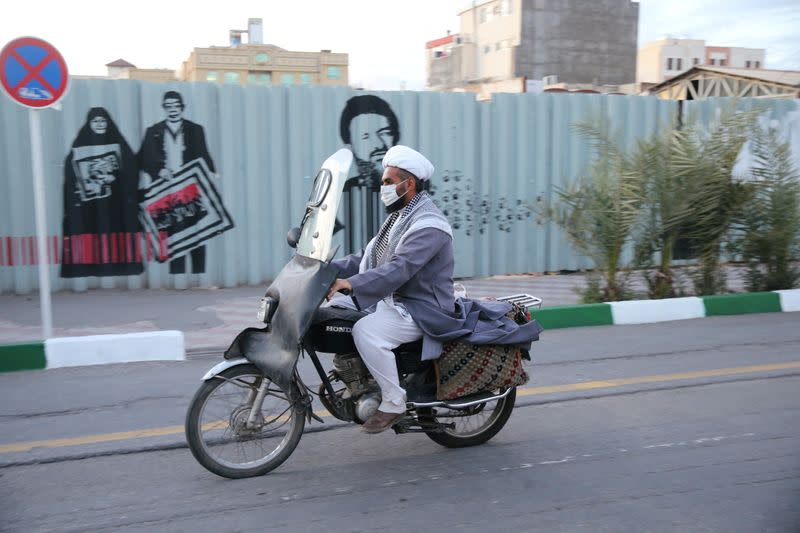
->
[422,388,516,448]
[185,364,305,478]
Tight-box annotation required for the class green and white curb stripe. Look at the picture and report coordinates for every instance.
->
[532,289,800,330]
[775,289,800,312]
[2,289,798,372]
[0,342,47,373]
[0,331,184,373]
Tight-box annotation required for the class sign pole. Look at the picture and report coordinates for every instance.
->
[2,36,69,340]
[28,108,53,339]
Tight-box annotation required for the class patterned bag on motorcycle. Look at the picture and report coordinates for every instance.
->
[434,303,531,401]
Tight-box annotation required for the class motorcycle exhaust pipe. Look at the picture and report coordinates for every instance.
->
[407,387,514,410]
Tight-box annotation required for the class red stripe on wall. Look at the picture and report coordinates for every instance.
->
[158,231,168,261]
[135,233,142,262]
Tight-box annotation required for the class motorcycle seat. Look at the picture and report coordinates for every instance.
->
[394,339,423,354]
[311,306,367,325]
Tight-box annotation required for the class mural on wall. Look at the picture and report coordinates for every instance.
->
[61,108,144,278]
[338,95,400,251]
[335,94,535,247]
[138,90,233,274]
[429,170,534,236]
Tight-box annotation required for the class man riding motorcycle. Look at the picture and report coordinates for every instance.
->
[186,147,545,478]
[326,145,453,433]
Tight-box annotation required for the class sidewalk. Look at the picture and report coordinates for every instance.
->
[0,268,747,354]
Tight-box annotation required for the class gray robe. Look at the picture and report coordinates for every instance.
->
[333,208,542,360]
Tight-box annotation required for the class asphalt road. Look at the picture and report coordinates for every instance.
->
[1,314,799,532]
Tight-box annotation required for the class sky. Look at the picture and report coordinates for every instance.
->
[1,0,798,91]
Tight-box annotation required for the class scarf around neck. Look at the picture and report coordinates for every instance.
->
[368,192,446,269]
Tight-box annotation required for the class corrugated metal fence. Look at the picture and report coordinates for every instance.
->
[1,79,795,294]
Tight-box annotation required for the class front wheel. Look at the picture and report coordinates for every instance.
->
[422,388,516,448]
[185,364,305,478]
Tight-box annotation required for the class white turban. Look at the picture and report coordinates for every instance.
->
[382,145,435,181]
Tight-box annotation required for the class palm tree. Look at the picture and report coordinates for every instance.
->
[669,107,761,295]
[629,119,688,298]
[547,121,643,302]
[735,123,800,290]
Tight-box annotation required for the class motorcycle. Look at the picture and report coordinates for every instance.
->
[185,149,541,479]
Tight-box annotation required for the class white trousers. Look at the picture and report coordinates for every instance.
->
[351,300,422,414]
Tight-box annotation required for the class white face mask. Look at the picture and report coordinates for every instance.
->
[380,179,409,207]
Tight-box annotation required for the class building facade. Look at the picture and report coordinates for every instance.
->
[637,39,766,84]
[104,59,177,83]
[179,44,348,87]
[426,0,639,96]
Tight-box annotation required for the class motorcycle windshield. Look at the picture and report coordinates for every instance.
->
[226,149,353,392]
[296,149,353,261]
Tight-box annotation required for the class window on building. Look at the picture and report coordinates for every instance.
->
[710,58,716,66]
[223,72,240,84]
[206,71,218,82]
[484,45,490,54]
[327,66,341,79]
[676,58,682,70]
[720,58,726,66]
[501,0,512,16]
[255,53,269,63]
[247,73,257,84]
[667,58,673,70]
[755,60,761,68]
[281,73,295,86]
[300,73,312,86]
[495,42,501,51]
[693,58,700,66]
[260,73,272,85]
[745,60,751,68]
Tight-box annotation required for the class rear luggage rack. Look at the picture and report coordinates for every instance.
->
[496,293,543,309]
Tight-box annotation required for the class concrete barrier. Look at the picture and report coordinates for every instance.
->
[0,331,184,372]
[44,331,185,368]
[532,289,799,330]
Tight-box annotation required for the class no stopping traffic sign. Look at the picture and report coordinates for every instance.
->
[0,36,69,109]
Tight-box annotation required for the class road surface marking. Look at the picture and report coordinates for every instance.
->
[515,361,800,397]
[1,360,798,455]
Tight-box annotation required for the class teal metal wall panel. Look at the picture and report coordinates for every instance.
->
[7,79,756,294]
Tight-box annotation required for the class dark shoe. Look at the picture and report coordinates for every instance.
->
[361,410,405,434]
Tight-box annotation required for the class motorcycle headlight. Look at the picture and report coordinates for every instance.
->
[257,296,278,323]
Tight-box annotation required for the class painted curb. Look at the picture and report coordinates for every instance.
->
[44,331,185,369]
[532,303,613,329]
[0,342,46,373]
[775,289,800,312]
[702,291,782,316]
[531,288,800,330]
[610,297,705,325]
[1,289,798,371]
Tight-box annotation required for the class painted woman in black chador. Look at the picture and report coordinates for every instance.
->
[61,107,144,277]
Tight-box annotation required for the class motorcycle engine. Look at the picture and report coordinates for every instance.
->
[333,353,375,397]
[332,353,382,422]
[354,392,381,422]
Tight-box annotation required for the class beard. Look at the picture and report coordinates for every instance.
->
[384,197,405,214]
